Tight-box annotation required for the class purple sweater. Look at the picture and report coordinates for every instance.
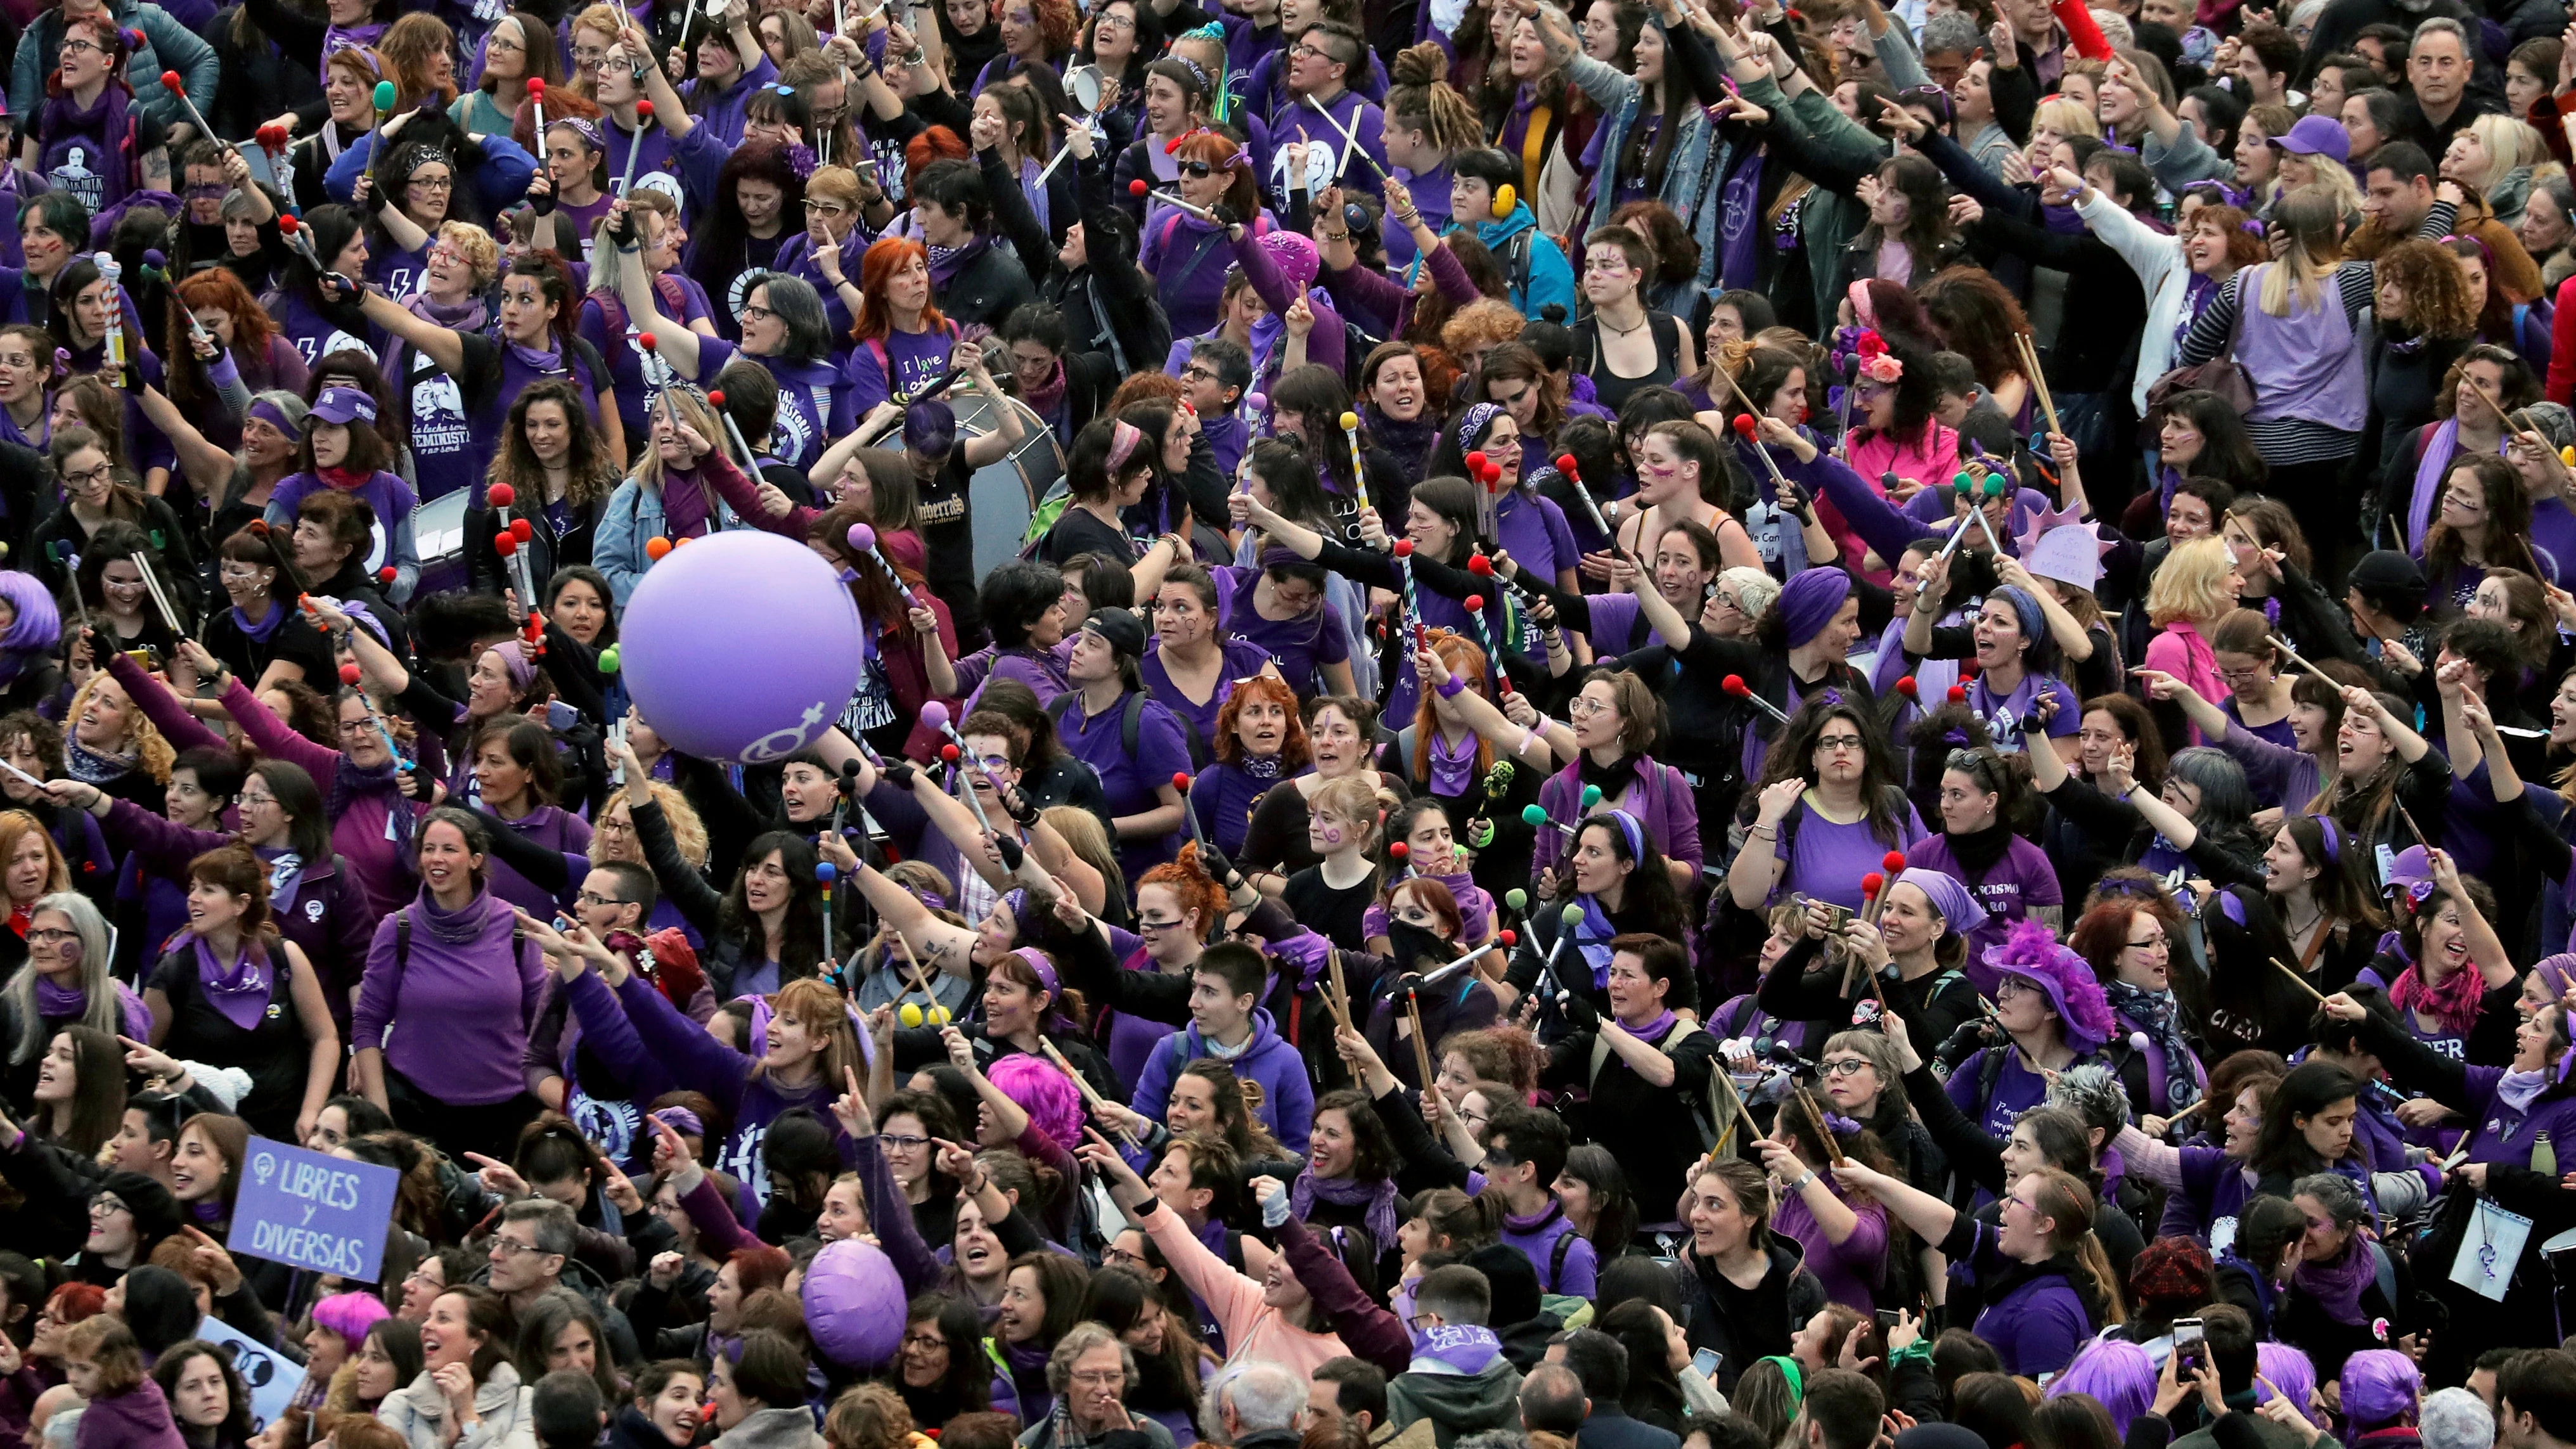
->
[1499,1199,1599,1297]
[529,965,684,1171]
[1535,755,1703,878]
[352,888,546,1106]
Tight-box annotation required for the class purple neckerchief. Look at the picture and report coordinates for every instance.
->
[507,337,565,373]
[1412,1322,1504,1375]
[2040,203,2087,236]
[194,934,274,1032]
[1621,1008,1678,1041]
[927,236,993,290]
[2407,418,2460,553]
[2175,271,2219,352]
[233,600,289,643]
[1426,728,1476,797]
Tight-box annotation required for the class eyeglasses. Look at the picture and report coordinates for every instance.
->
[740,303,778,322]
[89,1196,129,1216]
[576,891,631,909]
[408,174,454,191]
[803,200,849,217]
[1093,10,1133,27]
[487,34,524,52]
[881,1132,931,1151]
[1102,1244,1146,1268]
[1071,1369,1126,1387]
[1819,1057,1872,1077]
[28,929,78,946]
[237,791,278,808]
[487,1236,551,1258]
[1178,160,1216,179]
[60,464,112,490]
[902,1332,949,1351]
[1817,735,1865,752]
[59,37,103,55]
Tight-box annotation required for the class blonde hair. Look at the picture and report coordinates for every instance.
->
[65,672,174,784]
[1440,299,1526,356]
[1717,565,1781,621]
[595,782,707,870]
[633,388,726,501]
[2283,148,2364,225]
[804,164,863,209]
[2260,186,2345,316]
[2462,113,2544,196]
[2147,536,2240,627]
[435,221,499,293]
[1041,805,1127,918]
[2030,96,2102,143]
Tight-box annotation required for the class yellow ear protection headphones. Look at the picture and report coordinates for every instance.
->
[1491,182,1516,219]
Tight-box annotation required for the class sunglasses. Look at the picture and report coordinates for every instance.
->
[1178,160,1216,179]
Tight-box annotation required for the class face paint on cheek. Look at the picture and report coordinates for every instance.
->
[1322,828,1343,844]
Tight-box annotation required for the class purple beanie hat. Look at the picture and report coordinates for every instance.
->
[2341,1351,2421,1430]
[1775,567,1852,648]
[1974,918,2118,1048]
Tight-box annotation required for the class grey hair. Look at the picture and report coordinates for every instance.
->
[2165,747,2257,840]
[1211,1362,1308,1436]
[2046,1064,2132,1135]
[8,892,115,1064]
[1459,1434,1538,1449]
[1919,11,1980,54]
[501,1197,579,1259]
[2421,1388,2497,1449]
[2412,15,2468,48]
[2289,1171,2369,1230]
[2089,10,2132,46]
[1717,565,1781,621]
[2287,0,2326,27]
[1045,1323,1138,1395]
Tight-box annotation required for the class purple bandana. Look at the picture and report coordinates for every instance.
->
[193,936,274,1033]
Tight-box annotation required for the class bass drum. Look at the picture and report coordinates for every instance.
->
[932,388,1062,577]
[413,487,474,598]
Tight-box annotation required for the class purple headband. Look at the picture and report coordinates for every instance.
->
[1587,807,1645,863]
[1010,946,1060,996]
[248,399,298,436]
[551,116,606,153]
[2307,813,2341,865]
[1173,57,1211,93]
[734,993,772,1052]
[1457,402,1502,453]
[651,1105,705,1138]
[490,640,538,693]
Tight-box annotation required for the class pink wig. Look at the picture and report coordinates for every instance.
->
[988,1052,1086,1156]
[310,1291,392,1342]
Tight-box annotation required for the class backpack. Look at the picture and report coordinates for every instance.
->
[1046,688,1211,771]
[1585,1015,1729,1154]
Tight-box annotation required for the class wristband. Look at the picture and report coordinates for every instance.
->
[1434,674,1467,699]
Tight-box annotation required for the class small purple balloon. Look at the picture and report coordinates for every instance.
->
[920,699,950,732]
[846,521,876,553]
[1247,391,1268,412]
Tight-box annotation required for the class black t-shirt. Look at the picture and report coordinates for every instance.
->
[1040,506,1137,567]
[1282,865,1379,953]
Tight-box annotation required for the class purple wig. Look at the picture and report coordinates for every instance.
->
[309,1290,392,1343]
[988,1052,1085,1156]
[2049,1339,2156,1435]
[2342,1350,2422,1431]
[0,571,61,659]
[2255,1344,2324,1430]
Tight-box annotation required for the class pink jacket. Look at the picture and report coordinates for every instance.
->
[1838,420,1961,585]
[1143,1202,1351,1375]
[2144,620,2225,745]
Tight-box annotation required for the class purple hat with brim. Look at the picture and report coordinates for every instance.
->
[1972,918,2118,1049]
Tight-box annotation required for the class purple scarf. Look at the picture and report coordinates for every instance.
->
[507,336,565,373]
[1412,1323,1505,1374]
[233,599,289,642]
[2406,418,2460,553]
[1426,729,1476,797]
[323,21,387,61]
[660,464,716,540]
[927,236,993,290]
[2291,1233,2375,1325]
[34,976,87,1019]
[404,291,487,332]
[1291,1169,1400,1248]
[193,936,274,1033]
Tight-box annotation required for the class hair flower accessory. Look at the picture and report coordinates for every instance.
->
[1855,329,1888,358]
[782,144,818,179]
[1858,351,1903,385]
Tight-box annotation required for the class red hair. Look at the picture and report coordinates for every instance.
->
[851,237,944,344]
[904,126,969,199]
[1212,674,1309,771]
[1173,129,1260,221]
[173,269,278,362]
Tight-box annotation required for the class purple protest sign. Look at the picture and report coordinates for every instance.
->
[226,1136,400,1284]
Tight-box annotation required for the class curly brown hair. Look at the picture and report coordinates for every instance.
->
[2376,238,2480,340]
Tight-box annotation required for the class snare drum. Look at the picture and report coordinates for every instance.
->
[2541,1225,2576,1338]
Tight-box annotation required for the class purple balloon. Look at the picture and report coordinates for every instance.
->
[621,531,863,764]
[804,1240,907,1367]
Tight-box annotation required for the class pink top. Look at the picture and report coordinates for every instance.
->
[1142,1203,1351,1375]
[1839,420,1962,586]
[2144,620,2225,746]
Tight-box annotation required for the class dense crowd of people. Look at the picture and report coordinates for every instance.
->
[11,0,2576,1441]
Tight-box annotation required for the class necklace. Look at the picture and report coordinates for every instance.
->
[1599,309,1650,338]
[2285,902,2324,941]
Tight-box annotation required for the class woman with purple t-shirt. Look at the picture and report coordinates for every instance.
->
[260,386,422,605]
[1905,745,2061,958]
[1900,565,2083,762]
[1755,1090,1893,1312]
[1942,921,2114,1145]
[1213,550,1354,700]
[1727,695,1928,917]
[2108,1067,2271,1247]
[1147,564,1278,769]
[1187,676,1306,858]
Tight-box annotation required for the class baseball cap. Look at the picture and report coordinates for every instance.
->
[1079,608,1147,658]
[2275,114,2351,164]
[307,385,379,427]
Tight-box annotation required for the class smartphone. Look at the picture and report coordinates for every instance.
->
[1691,1349,1722,1380]
[1874,1309,1902,1330]
[1819,902,1856,934]
[2172,1317,2206,1368]
[122,647,157,669]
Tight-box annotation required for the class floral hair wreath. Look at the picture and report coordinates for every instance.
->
[1858,352,1903,385]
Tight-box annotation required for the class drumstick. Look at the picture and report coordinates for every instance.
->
[889,934,945,1007]
[1038,1037,1140,1149]
[1327,951,1354,1031]
[2264,634,2336,686]
[1403,988,1435,1091]
[1792,1083,1847,1166]
[2394,799,2431,856]
[2014,332,2062,440]
[2270,957,2326,1003]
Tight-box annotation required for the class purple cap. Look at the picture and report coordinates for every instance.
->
[308,385,378,427]
[2276,114,2351,164]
